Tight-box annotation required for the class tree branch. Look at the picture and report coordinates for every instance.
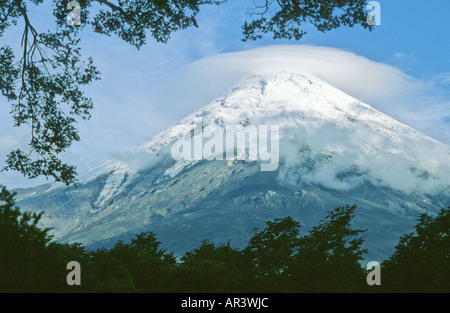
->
[95,0,125,14]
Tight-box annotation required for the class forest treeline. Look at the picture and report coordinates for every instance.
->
[0,185,448,293]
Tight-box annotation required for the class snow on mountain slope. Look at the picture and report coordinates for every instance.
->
[110,71,450,195]
[13,71,450,261]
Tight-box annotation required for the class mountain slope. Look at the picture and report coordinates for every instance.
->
[14,71,450,261]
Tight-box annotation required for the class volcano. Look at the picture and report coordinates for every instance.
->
[14,71,450,262]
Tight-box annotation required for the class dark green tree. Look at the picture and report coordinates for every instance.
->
[0,184,87,292]
[382,207,449,293]
[0,0,373,185]
[83,247,136,292]
[244,216,301,292]
[43,241,88,292]
[108,231,176,292]
[289,205,368,292]
[0,185,51,291]
[175,240,244,292]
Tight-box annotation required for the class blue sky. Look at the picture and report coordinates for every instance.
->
[0,0,449,188]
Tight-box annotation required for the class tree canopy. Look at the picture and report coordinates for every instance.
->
[381,207,449,292]
[0,0,373,186]
[0,188,448,293]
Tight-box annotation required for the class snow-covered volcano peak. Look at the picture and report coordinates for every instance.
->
[134,70,426,150]
[80,70,450,201]
[127,70,450,195]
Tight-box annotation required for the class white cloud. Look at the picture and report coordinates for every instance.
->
[277,125,450,195]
